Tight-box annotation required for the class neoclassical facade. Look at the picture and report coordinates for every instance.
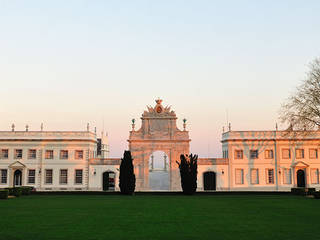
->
[0,99,319,191]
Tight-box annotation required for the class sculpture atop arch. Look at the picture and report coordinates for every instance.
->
[128,99,190,191]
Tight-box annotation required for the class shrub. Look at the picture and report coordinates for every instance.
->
[0,189,9,199]
[119,151,136,195]
[6,187,22,197]
[313,191,320,199]
[176,154,198,195]
[21,186,33,195]
[291,187,316,196]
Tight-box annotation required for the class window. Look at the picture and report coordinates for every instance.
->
[311,169,319,184]
[28,169,36,184]
[283,168,292,184]
[1,149,8,159]
[265,150,274,159]
[45,169,53,184]
[28,149,37,159]
[235,150,243,159]
[60,150,68,159]
[250,150,258,159]
[235,169,244,184]
[60,169,68,184]
[15,149,23,159]
[75,150,83,160]
[45,150,54,159]
[1,169,7,184]
[250,169,259,184]
[309,149,318,159]
[282,149,291,159]
[296,149,304,159]
[266,169,274,184]
[75,170,83,184]
[223,150,228,159]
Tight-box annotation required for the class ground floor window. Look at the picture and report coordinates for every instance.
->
[266,169,274,184]
[250,169,259,184]
[45,169,53,184]
[60,169,68,184]
[28,169,36,184]
[283,168,292,184]
[1,169,7,184]
[311,168,319,184]
[235,169,244,185]
[75,169,83,184]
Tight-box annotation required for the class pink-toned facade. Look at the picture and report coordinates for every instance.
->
[0,99,319,191]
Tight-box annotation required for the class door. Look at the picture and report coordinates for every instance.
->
[103,172,115,191]
[297,169,306,187]
[14,169,22,186]
[203,171,216,190]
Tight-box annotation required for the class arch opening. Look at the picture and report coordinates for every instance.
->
[102,171,115,191]
[148,151,169,191]
[203,171,216,191]
[297,169,306,188]
[14,169,22,186]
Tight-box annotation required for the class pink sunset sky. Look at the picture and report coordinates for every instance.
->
[1,1,320,157]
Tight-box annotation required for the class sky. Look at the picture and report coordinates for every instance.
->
[1,0,320,157]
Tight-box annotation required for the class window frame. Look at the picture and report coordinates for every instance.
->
[1,149,9,159]
[74,169,83,184]
[0,169,7,184]
[235,168,244,185]
[45,169,53,184]
[28,169,36,184]
[45,150,54,159]
[282,149,291,159]
[234,150,243,159]
[75,150,84,160]
[60,150,68,160]
[295,149,305,159]
[250,150,259,159]
[250,168,259,185]
[14,149,23,159]
[309,149,318,159]
[283,168,292,184]
[266,168,275,184]
[264,149,274,159]
[311,168,319,184]
[28,149,37,159]
[60,169,68,184]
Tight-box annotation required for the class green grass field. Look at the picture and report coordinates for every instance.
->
[0,194,319,240]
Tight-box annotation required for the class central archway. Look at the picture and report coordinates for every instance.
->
[149,151,170,190]
[128,99,191,191]
[297,169,306,187]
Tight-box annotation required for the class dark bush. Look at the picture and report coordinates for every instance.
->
[176,154,198,195]
[119,151,136,195]
[6,187,22,197]
[313,191,320,199]
[291,187,316,196]
[0,189,9,199]
[21,186,33,195]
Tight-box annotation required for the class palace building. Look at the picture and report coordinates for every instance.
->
[0,99,319,191]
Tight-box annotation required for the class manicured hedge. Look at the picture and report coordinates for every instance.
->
[5,187,22,197]
[0,189,9,199]
[21,186,33,195]
[291,187,316,196]
[313,191,320,199]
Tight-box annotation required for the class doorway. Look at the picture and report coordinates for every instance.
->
[14,169,22,186]
[149,151,169,190]
[203,171,216,190]
[103,171,115,191]
[297,169,306,187]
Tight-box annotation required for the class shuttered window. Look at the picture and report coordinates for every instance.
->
[250,169,259,184]
[235,169,244,185]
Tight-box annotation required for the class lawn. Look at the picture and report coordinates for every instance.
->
[0,194,319,240]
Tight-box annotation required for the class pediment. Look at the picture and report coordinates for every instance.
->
[9,161,26,168]
[291,161,309,168]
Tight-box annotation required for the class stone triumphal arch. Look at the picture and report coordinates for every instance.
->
[128,99,190,191]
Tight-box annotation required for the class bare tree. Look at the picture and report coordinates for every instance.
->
[281,57,320,130]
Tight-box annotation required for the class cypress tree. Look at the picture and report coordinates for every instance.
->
[176,154,198,195]
[119,150,136,195]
